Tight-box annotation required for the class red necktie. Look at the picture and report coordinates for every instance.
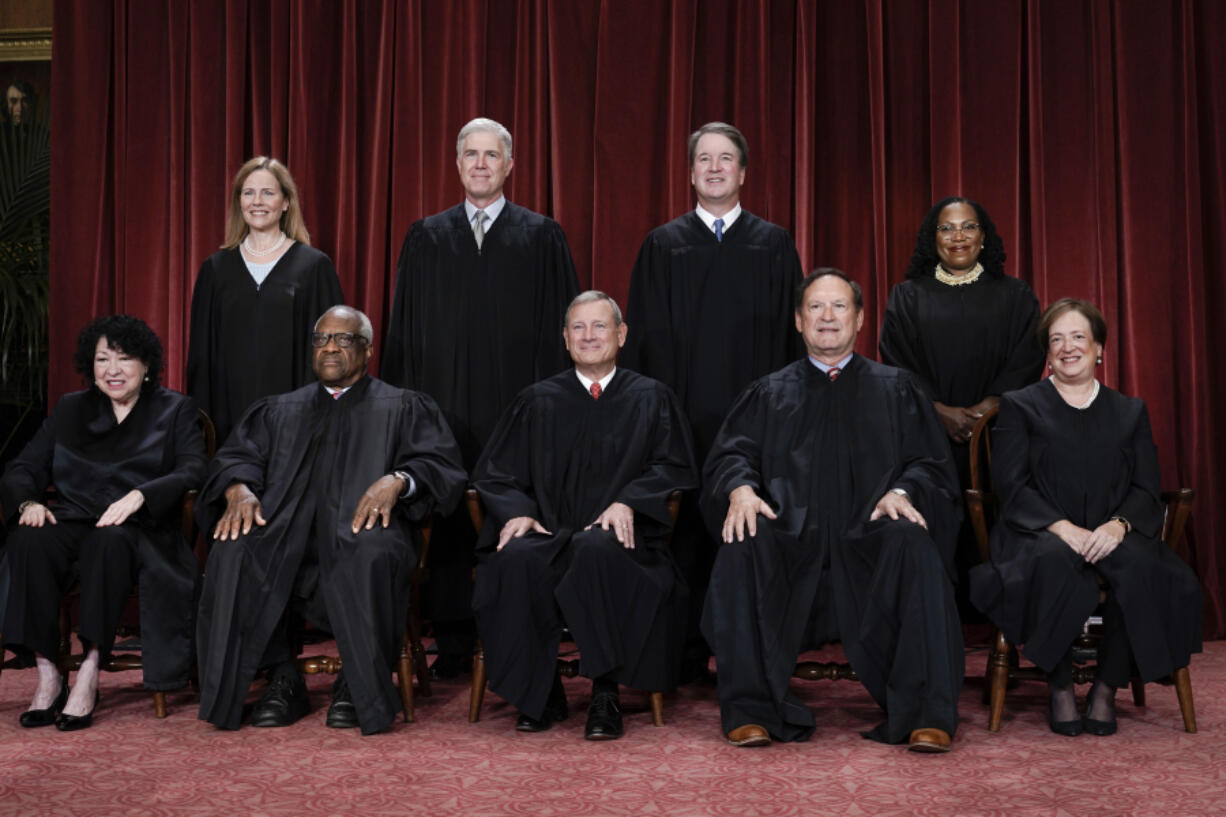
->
[590,381,602,399]
[332,390,342,399]
[828,367,840,382]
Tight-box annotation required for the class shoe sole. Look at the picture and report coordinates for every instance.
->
[907,740,951,753]
[728,735,771,747]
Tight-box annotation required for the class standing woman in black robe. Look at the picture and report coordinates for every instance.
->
[970,299,1202,736]
[1,315,207,730]
[879,197,1044,604]
[187,157,343,445]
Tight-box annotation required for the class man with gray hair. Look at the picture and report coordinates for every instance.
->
[196,305,467,734]
[472,291,696,740]
[382,117,580,678]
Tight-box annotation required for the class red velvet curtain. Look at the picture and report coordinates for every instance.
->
[50,0,1226,636]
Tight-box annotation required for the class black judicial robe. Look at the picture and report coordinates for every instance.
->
[970,381,1202,679]
[470,369,697,718]
[0,388,206,688]
[187,243,343,445]
[195,376,466,734]
[878,273,1043,410]
[701,355,964,743]
[381,202,579,466]
[622,210,803,460]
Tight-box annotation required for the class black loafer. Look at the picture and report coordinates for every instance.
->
[515,675,568,732]
[250,674,309,727]
[20,681,69,728]
[55,690,100,732]
[325,675,359,729]
[584,691,623,741]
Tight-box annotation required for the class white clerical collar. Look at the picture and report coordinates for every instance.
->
[465,196,507,227]
[808,353,853,375]
[696,202,741,234]
[575,367,616,393]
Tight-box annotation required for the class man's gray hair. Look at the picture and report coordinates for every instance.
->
[456,117,513,160]
[564,290,623,327]
[315,305,374,344]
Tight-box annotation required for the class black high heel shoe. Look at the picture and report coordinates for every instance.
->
[19,681,69,728]
[1048,688,1082,737]
[55,690,100,732]
[1082,681,1118,736]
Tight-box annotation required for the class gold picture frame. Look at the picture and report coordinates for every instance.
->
[0,27,52,63]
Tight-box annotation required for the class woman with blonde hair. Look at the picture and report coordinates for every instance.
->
[187,157,342,443]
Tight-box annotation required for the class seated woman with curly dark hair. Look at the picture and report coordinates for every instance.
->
[0,315,207,730]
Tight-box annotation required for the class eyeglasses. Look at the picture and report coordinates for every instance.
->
[936,222,981,237]
[310,332,368,348]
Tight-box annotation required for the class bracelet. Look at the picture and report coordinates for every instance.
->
[1110,516,1131,534]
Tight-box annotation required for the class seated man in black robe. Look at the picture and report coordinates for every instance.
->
[472,291,697,740]
[702,269,964,752]
[195,306,466,735]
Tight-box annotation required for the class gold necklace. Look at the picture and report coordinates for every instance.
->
[934,261,983,286]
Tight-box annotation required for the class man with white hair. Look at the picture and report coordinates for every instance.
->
[383,118,580,677]
[196,306,466,735]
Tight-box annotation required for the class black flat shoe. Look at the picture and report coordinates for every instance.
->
[55,690,100,732]
[325,675,359,729]
[250,673,309,727]
[584,691,623,741]
[20,681,69,728]
[515,675,568,732]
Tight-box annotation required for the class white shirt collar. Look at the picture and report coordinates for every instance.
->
[808,353,853,375]
[465,196,507,227]
[324,384,353,397]
[575,367,617,393]
[695,202,742,233]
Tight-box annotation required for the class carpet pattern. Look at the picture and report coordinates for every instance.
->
[1,639,1222,817]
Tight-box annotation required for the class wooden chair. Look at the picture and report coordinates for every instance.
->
[296,514,435,723]
[0,409,216,718]
[964,404,1198,733]
[466,488,682,727]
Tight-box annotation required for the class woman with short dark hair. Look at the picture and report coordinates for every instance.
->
[1,315,207,730]
[971,299,1202,736]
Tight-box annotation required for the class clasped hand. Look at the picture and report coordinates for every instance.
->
[1048,518,1125,564]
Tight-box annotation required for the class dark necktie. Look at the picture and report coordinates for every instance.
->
[714,217,724,242]
[590,381,602,399]
[828,367,840,382]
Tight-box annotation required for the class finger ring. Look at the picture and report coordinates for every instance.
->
[373,507,381,513]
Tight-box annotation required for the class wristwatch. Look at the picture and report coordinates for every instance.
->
[1110,516,1131,534]
[890,488,910,501]
[392,471,413,498]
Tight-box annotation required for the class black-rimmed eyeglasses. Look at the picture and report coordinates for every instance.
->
[311,332,369,348]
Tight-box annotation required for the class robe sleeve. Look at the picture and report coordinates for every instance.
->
[0,405,56,522]
[984,281,1044,397]
[134,396,209,524]
[621,232,674,384]
[197,398,275,525]
[185,258,216,415]
[614,385,698,532]
[472,393,542,536]
[532,223,581,380]
[878,285,939,400]
[380,223,426,388]
[992,392,1065,533]
[1114,402,1164,539]
[393,390,467,521]
[699,380,770,539]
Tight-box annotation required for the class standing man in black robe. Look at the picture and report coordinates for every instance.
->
[382,117,580,676]
[196,306,466,735]
[472,291,696,740]
[702,269,964,752]
[622,122,803,678]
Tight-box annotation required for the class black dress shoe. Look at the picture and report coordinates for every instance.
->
[429,653,470,681]
[584,691,623,741]
[250,673,309,727]
[20,681,69,728]
[325,675,359,729]
[55,690,100,732]
[515,675,568,732]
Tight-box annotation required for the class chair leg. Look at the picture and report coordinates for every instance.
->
[1173,666,1197,733]
[153,691,168,718]
[468,646,487,723]
[407,610,432,699]
[398,642,415,723]
[649,691,664,726]
[987,631,1011,732]
[1130,677,1146,707]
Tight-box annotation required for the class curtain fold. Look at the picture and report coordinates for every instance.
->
[50,0,1226,635]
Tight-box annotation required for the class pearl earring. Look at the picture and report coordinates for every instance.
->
[1096,357,1102,365]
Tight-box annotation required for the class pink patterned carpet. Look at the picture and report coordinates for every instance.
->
[1,637,1223,817]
